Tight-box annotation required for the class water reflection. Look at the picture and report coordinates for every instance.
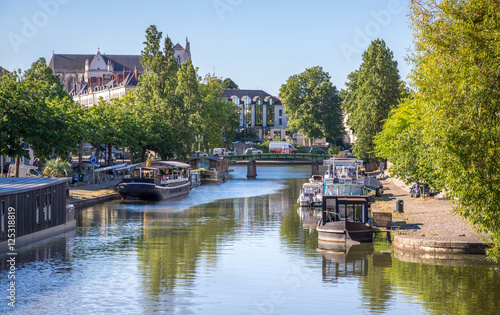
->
[2,165,500,314]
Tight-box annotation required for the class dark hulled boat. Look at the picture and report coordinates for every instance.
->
[117,161,191,200]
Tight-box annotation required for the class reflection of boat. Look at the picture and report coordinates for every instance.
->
[187,156,230,184]
[189,170,201,188]
[317,159,373,243]
[317,242,374,281]
[298,207,322,230]
[117,161,191,200]
[297,183,323,207]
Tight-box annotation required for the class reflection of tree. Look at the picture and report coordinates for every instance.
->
[136,199,237,299]
[280,178,320,255]
[385,259,500,314]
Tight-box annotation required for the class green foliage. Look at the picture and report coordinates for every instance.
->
[136,25,236,160]
[198,74,239,151]
[405,0,500,259]
[328,145,343,155]
[43,157,73,177]
[341,39,402,160]
[0,58,80,166]
[374,97,443,189]
[279,66,344,141]
[221,78,238,89]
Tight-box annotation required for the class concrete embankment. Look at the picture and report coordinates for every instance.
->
[67,179,120,209]
[372,176,490,255]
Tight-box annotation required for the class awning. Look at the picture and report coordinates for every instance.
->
[94,163,129,173]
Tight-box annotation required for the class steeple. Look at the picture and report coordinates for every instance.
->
[185,37,190,53]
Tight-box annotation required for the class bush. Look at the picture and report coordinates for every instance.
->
[43,158,73,177]
[328,145,343,155]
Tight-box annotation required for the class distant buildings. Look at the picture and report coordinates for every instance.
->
[48,37,191,107]
[222,89,288,140]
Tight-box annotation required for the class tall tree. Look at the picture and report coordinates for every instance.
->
[0,58,80,176]
[408,0,500,259]
[374,96,442,190]
[136,25,180,160]
[199,74,239,150]
[279,66,344,142]
[341,39,402,160]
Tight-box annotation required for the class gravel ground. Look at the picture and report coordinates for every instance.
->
[372,177,489,243]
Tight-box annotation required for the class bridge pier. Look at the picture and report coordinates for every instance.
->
[311,161,319,175]
[247,160,257,178]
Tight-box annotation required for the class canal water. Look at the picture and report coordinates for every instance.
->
[2,165,500,314]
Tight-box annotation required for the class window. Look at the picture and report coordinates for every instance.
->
[279,118,282,126]
[267,99,275,126]
[279,109,282,116]
[243,97,252,127]
[176,56,181,64]
[255,98,263,126]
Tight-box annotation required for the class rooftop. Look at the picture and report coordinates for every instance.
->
[0,177,70,196]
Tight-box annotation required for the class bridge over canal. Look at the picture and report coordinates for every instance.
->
[223,153,331,178]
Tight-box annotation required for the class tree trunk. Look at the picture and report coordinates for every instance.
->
[15,156,20,177]
[78,140,83,173]
[108,143,112,165]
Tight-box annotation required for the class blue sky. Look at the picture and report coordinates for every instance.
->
[0,0,413,95]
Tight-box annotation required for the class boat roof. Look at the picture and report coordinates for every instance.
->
[0,177,70,196]
[303,183,322,187]
[116,161,190,170]
[94,163,129,173]
[323,158,363,167]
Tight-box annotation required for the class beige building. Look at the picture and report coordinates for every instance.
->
[222,89,288,140]
[48,37,191,107]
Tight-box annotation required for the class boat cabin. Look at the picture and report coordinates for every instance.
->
[187,156,228,172]
[125,161,190,186]
[187,156,229,184]
[321,195,370,224]
[323,158,364,185]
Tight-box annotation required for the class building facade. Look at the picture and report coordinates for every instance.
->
[48,37,191,107]
[222,89,288,140]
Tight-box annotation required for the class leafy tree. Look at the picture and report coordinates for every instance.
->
[408,0,500,259]
[341,39,402,160]
[199,74,239,150]
[0,58,80,176]
[221,78,239,89]
[374,96,442,190]
[279,66,344,143]
[136,25,191,160]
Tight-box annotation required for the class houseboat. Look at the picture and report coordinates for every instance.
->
[317,158,373,243]
[117,161,191,200]
[187,156,229,184]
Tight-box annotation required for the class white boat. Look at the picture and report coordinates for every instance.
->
[323,158,364,186]
[297,183,323,207]
[309,174,324,186]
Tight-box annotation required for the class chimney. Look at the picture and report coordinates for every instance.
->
[134,66,138,81]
